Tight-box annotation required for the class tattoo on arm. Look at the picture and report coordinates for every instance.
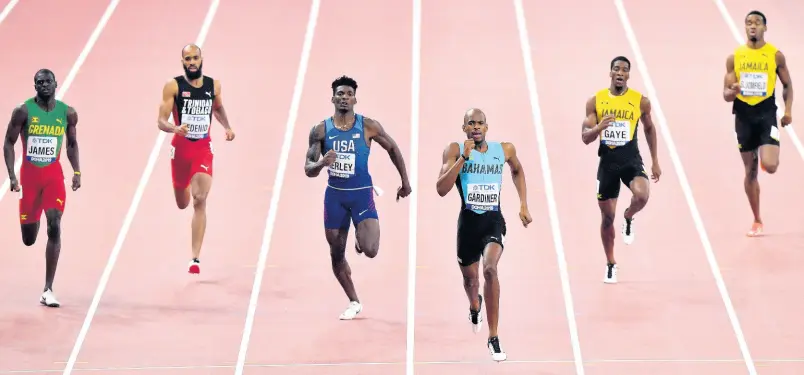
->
[367,118,409,184]
[304,123,325,177]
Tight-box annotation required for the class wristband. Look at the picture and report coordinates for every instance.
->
[74,171,81,175]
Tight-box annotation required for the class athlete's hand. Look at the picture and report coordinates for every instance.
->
[174,124,189,136]
[781,112,792,127]
[321,149,337,166]
[650,162,662,183]
[597,114,615,130]
[9,178,20,192]
[519,205,532,228]
[462,140,475,158]
[396,181,412,201]
[71,173,82,191]
[224,127,235,141]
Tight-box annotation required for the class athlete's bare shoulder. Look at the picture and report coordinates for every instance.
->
[162,78,179,94]
[501,142,518,160]
[361,116,384,138]
[9,102,28,126]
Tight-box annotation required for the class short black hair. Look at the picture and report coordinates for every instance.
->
[610,56,630,70]
[34,68,55,82]
[746,10,766,25]
[331,75,358,95]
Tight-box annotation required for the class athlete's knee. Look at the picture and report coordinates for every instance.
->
[482,263,498,281]
[357,234,379,258]
[20,224,37,246]
[330,244,347,266]
[761,160,778,174]
[192,190,208,208]
[45,210,62,239]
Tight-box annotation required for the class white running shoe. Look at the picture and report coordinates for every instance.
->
[339,301,362,320]
[622,215,635,245]
[487,336,507,362]
[603,263,618,284]
[40,289,60,308]
[188,259,200,274]
[469,295,484,333]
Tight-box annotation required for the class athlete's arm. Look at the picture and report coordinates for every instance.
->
[304,122,329,178]
[723,54,739,102]
[211,79,233,132]
[3,104,26,182]
[364,118,410,188]
[581,96,609,144]
[640,96,661,181]
[157,79,182,133]
[436,142,463,197]
[502,142,529,214]
[776,50,794,120]
[65,106,81,175]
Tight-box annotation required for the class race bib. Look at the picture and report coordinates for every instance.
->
[600,120,630,147]
[740,72,768,97]
[182,114,210,140]
[465,182,500,211]
[328,152,355,178]
[26,136,58,163]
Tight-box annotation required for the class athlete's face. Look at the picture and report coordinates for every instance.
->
[745,14,766,42]
[182,49,203,80]
[332,85,357,113]
[463,112,487,143]
[610,61,630,88]
[34,71,57,97]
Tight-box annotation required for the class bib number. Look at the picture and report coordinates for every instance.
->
[465,182,500,211]
[26,136,58,163]
[182,114,210,140]
[740,72,768,97]
[600,120,630,147]
[328,152,355,178]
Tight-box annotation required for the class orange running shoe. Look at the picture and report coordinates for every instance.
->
[747,222,763,237]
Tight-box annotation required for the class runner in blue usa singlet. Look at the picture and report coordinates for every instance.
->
[322,113,378,229]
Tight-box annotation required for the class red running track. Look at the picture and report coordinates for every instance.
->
[0,0,802,374]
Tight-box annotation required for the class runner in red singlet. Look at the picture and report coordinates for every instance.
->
[3,69,82,307]
[157,44,235,274]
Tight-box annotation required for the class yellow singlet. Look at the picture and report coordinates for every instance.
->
[595,88,643,149]
[734,43,778,106]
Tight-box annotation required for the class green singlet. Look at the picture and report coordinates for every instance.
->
[22,98,68,168]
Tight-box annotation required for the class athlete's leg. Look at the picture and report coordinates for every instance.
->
[352,188,380,258]
[189,172,213,261]
[324,187,362,320]
[759,145,780,173]
[757,112,781,173]
[170,145,191,209]
[481,240,506,361]
[621,164,650,245]
[456,210,484,332]
[596,161,620,282]
[735,114,764,235]
[43,209,62,294]
[37,178,66,307]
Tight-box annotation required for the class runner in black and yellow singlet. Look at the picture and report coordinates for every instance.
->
[3,69,82,307]
[723,10,794,237]
[581,56,661,284]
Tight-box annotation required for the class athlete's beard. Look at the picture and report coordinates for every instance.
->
[35,91,54,104]
[749,36,758,43]
[184,62,203,80]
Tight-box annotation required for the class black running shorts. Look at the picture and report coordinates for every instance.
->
[456,209,506,266]
[735,109,780,152]
[596,154,649,201]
